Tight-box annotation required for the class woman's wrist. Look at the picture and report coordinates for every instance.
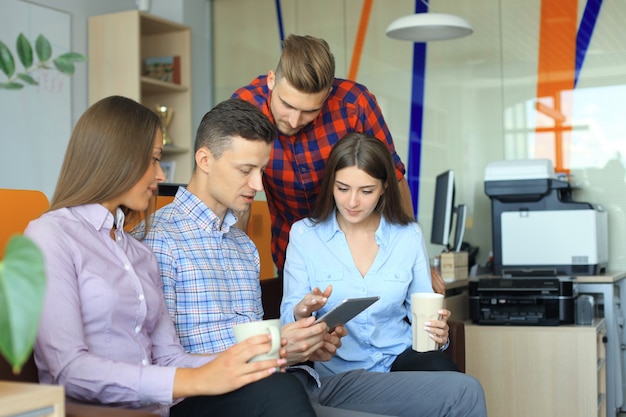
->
[293,303,313,321]
[293,310,311,321]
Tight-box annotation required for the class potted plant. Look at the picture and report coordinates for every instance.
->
[0,236,45,374]
[0,33,86,89]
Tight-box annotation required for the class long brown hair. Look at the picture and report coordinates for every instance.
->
[311,132,414,225]
[50,95,161,231]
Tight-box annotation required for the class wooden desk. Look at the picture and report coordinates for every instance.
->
[575,271,626,284]
[466,319,606,417]
[0,381,64,417]
[470,271,626,416]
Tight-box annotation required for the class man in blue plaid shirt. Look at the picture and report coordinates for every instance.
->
[138,98,487,417]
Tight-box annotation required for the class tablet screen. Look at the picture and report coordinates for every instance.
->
[314,296,380,331]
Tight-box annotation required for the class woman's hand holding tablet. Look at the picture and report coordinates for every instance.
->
[314,296,380,331]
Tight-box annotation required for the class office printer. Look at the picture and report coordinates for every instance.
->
[484,159,608,276]
[469,277,576,325]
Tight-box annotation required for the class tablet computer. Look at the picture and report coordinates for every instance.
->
[314,296,380,331]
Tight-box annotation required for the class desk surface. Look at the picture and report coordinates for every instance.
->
[444,279,469,290]
[473,271,626,284]
[574,270,626,283]
[465,317,605,331]
[0,381,64,417]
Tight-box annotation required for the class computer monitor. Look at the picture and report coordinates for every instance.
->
[453,204,467,253]
[158,182,185,196]
[430,170,466,252]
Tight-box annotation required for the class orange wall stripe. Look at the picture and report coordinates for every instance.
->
[348,0,373,81]
[535,0,577,172]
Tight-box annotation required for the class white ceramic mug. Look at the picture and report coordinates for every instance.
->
[233,319,281,362]
[411,292,444,352]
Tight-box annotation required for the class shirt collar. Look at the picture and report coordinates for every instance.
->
[318,210,390,246]
[72,204,116,232]
[174,187,237,232]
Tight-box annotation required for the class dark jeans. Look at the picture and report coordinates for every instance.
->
[170,372,315,417]
[390,348,459,372]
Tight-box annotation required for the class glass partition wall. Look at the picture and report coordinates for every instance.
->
[212,0,626,271]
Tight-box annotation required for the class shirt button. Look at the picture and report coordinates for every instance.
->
[124,264,130,271]
[142,359,148,366]
[138,294,145,301]
[135,325,141,333]
[299,166,308,173]
[116,236,122,241]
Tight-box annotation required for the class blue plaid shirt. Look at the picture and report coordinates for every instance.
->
[138,187,263,354]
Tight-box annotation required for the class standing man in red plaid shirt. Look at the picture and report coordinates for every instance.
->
[232,34,444,293]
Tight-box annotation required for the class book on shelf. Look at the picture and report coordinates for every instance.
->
[143,55,180,84]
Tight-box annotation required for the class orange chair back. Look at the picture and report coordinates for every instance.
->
[156,195,174,210]
[0,189,276,279]
[0,188,50,256]
[247,200,275,279]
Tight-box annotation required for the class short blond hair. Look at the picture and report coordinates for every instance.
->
[275,34,335,93]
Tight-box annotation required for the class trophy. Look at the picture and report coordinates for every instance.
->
[154,105,174,146]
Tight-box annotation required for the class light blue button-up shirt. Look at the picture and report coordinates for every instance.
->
[280,213,433,377]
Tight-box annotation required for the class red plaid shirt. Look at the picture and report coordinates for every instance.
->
[233,76,406,271]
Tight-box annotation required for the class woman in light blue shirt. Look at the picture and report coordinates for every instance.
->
[280,132,458,378]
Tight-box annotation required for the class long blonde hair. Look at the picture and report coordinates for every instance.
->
[50,95,161,230]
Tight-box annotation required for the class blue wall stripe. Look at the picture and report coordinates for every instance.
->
[275,0,285,47]
[407,0,428,217]
[575,0,602,87]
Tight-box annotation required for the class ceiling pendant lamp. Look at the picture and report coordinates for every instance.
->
[385,3,473,42]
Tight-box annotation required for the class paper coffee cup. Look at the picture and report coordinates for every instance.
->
[233,319,281,362]
[411,292,444,352]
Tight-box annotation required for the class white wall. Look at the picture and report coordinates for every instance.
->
[0,0,212,198]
